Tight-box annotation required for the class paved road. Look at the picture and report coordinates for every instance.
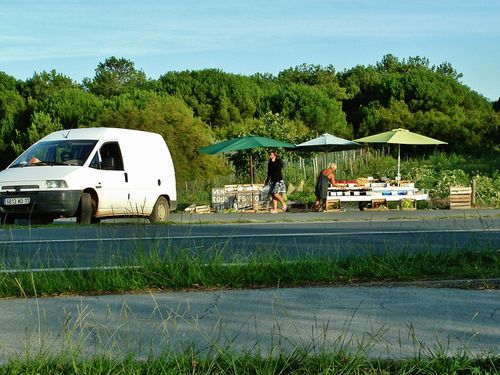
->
[0,284,498,362]
[0,209,498,271]
[170,208,499,224]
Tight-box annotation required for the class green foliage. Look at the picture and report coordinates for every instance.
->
[431,169,470,198]
[37,88,103,128]
[213,112,310,181]
[27,112,63,144]
[0,73,27,165]
[265,83,350,136]
[158,69,262,127]
[2,353,499,374]
[340,54,498,154]
[20,70,77,104]
[474,174,500,207]
[288,191,315,205]
[10,111,63,155]
[83,56,148,98]
[277,63,348,100]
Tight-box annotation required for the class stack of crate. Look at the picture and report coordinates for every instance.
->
[449,186,472,209]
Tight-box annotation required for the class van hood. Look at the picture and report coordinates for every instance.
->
[0,166,82,190]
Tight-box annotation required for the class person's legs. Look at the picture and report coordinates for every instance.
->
[314,197,321,211]
[271,194,278,211]
[273,193,287,211]
[322,199,327,211]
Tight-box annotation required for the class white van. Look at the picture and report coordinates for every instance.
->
[0,127,177,224]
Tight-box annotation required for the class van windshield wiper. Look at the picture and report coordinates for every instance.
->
[34,161,67,166]
[11,161,66,167]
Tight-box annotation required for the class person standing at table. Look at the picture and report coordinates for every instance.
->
[314,162,337,211]
[265,150,287,212]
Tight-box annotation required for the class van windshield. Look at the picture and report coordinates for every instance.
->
[10,140,98,168]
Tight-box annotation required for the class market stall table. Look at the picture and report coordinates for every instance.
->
[326,181,428,211]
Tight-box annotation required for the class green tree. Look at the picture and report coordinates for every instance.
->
[0,72,27,166]
[10,111,63,155]
[493,98,500,112]
[359,99,413,136]
[340,54,497,154]
[11,70,76,153]
[95,90,227,183]
[157,69,262,128]
[83,57,148,98]
[265,84,349,136]
[277,63,348,100]
[19,70,77,105]
[433,61,463,80]
[37,88,104,129]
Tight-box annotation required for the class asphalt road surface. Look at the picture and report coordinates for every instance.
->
[0,209,498,271]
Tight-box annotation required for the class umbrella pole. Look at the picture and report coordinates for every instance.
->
[397,144,401,186]
[250,154,255,209]
[250,153,254,185]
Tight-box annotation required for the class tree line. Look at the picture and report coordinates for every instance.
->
[0,54,498,184]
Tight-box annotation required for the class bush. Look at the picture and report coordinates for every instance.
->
[431,169,469,198]
[288,191,315,205]
[474,174,500,208]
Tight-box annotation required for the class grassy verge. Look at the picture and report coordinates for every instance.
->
[2,350,499,374]
[1,246,499,373]
[1,247,498,298]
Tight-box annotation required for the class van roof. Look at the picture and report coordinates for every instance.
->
[41,127,158,141]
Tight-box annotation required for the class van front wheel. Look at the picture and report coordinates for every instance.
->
[149,196,170,223]
[77,193,93,224]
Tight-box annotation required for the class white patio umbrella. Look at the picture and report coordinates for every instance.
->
[295,133,363,173]
[296,133,363,153]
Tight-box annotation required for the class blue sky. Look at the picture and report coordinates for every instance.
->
[1,0,499,100]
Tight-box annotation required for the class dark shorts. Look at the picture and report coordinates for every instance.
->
[269,180,286,194]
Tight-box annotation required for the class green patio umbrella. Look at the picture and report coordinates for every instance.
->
[198,135,296,184]
[354,128,447,184]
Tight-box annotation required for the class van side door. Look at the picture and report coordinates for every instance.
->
[88,142,131,216]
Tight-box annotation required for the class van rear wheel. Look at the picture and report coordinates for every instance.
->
[77,193,93,224]
[149,196,170,223]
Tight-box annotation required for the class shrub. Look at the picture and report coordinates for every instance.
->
[288,191,316,205]
[430,169,469,198]
[474,174,500,208]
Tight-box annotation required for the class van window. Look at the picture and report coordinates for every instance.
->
[10,140,97,167]
[90,142,124,171]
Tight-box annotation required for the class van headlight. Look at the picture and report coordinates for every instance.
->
[45,180,68,188]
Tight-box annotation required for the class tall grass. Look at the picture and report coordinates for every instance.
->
[1,246,498,298]
[2,352,498,374]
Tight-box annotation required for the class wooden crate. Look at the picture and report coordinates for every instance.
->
[363,198,389,212]
[450,186,472,209]
[325,199,342,212]
[400,198,416,211]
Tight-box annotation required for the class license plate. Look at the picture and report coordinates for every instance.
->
[4,197,30,205]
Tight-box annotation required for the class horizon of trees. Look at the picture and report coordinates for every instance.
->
[0,54,498,184]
